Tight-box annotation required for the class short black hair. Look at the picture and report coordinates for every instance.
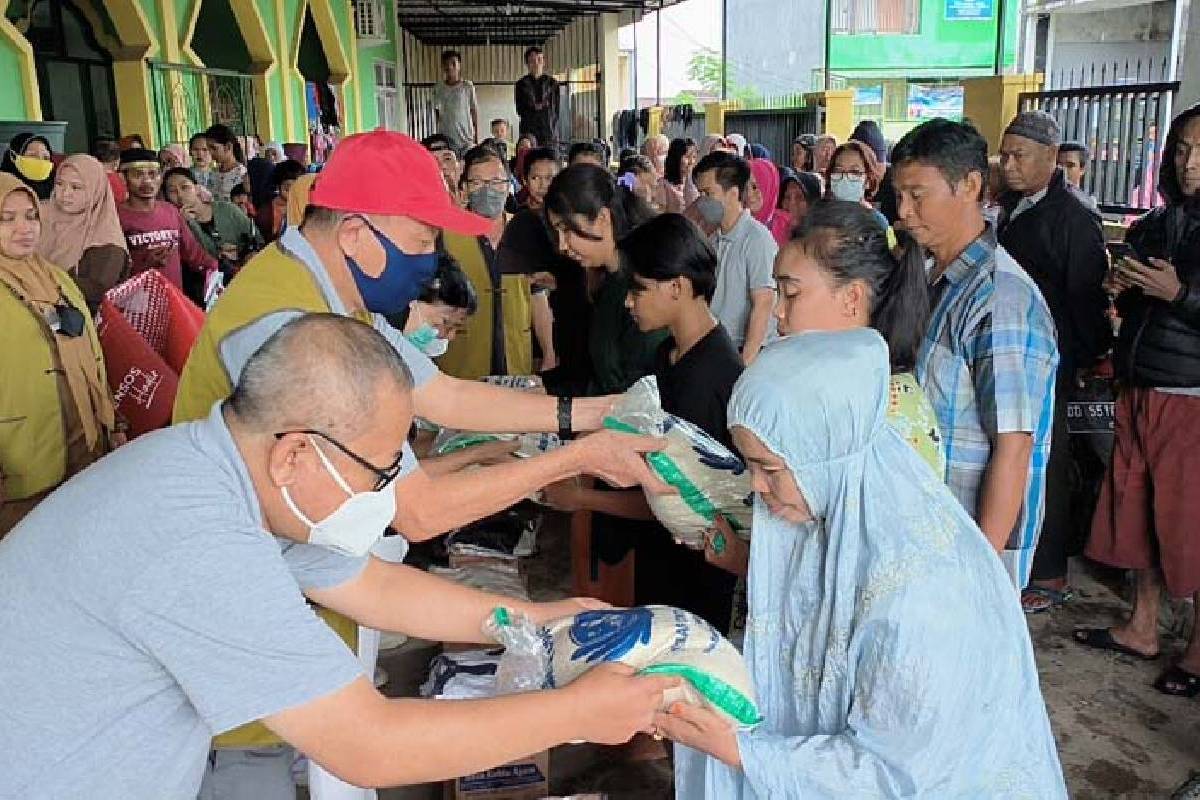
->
[420,251,478,314]
[693,151,751,200]
[568,141,607,165]
[441,50,462,65]
[229,184,249,200]
[188,132,208,149]
[271,158,305,189]
[91,138,120,164]
[890,118,988,199]
[619,154,655,176]
[1058,141,1089,163]
[459,143,508,188]
[161,166,195,189]
[524,46,544,63]
[522,146,558,180]
[421,133,453,152]
[491,118,509,129]
[621,213,718,302]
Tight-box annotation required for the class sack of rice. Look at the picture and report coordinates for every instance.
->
[487,605,762,728]
[604,377,752,548]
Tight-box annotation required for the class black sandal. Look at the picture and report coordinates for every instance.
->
[1073,627,1160,661]
[1154,665,1200,698]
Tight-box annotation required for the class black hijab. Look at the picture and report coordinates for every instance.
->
[1,132,55,200]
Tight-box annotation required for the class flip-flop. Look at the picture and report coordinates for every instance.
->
[1022,585,1075,614]
[1073,627,1160,661]
[1154,665,1200,698]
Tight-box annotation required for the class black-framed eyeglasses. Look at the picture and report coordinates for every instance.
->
[274,429,404,491]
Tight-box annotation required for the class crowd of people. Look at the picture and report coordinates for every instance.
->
[0,63,1198,798]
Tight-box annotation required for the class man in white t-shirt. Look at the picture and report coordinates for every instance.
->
[433,50,478,156]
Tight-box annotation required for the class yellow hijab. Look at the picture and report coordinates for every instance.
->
[0,173,114,451]
[287,173,317,229]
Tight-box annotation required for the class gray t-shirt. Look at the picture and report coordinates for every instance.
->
[710,211,779,348]
[433,80,477,153]
[0,404,369,798]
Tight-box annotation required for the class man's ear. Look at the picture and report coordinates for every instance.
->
[269,432,308,489]
[959,170,984,202]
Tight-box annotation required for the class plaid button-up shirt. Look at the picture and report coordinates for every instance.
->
[916,226,1059,589]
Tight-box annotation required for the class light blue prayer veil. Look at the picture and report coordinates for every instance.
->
[674,329,1067,799]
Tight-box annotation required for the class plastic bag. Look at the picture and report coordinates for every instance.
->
[604,377,752,548]
[486,605,762,728]
[433,429,563,459]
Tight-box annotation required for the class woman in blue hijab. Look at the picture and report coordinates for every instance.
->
[661,328,1067,798]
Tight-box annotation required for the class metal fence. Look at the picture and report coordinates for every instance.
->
[148,61,258,146]
[725,104,824,168]
[1019,77,1179,214]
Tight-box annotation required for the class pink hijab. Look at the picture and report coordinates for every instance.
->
[749,158,791,246]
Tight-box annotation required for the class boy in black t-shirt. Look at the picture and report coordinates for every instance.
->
[542,213,744,631]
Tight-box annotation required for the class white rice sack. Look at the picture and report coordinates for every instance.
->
[604,377,752,548]
[487,605,762,728]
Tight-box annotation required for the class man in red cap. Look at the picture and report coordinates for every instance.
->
[174,131,669,799]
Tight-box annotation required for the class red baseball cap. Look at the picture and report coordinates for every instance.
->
[308,130,490,236]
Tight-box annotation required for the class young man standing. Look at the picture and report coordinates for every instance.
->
[1057,141,1099,210]
[692,152,777,365]
[543,213,743,632]
[433,50,478,156]
[514,46,559,151]
[891,119,1059,590]
[117,148,217,296]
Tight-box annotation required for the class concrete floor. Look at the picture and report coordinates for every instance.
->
[371,513,1199,799]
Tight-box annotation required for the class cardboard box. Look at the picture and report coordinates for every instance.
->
[444,750,549,800]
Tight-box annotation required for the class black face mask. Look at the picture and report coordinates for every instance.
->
[49,301,86,338]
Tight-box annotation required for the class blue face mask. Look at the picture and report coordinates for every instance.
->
[345,217,438,316]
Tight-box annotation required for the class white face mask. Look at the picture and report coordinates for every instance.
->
[405,322,450,358]
[829,175,867,203]
[281,436,397,557]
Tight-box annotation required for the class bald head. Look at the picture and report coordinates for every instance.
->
[227,313,412,439]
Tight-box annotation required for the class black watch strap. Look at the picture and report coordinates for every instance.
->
[557,395,574,440]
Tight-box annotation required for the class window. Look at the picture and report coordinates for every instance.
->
[832,0,920,34]
[355,0,388,44]
[375,61,398,130]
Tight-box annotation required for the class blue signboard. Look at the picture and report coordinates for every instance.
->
[945,0,994,20]
[854,85,884,106]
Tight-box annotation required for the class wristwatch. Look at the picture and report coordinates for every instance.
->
[557,395,574,441]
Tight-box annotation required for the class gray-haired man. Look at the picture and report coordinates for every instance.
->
[0,314,676,798]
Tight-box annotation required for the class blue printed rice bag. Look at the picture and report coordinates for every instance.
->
[487,606,762,728]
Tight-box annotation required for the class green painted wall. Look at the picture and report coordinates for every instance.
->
[0,0,387,140]
[830,0,1019,74]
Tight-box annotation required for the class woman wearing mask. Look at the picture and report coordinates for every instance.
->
[825,141,888,222]
[778,169,822,231]
[544,163,665,396]
[2,133,56,200]
[0,173,119,537]
[38,154,130,313]
[162,167,262,268]
[187,132,217,195]
[399,251,480,358]
[657,137,699,213]
[440,145,535,379]
[746,159,791,246]
[664,328,1067,799]
[204,124,250,202]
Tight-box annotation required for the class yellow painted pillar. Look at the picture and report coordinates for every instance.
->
[806,90,854,141]
[962,74,1043,152]
[704,102,729,135]
[113,60,156,144]
[0,15,40,119]
[647,106,664,137]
